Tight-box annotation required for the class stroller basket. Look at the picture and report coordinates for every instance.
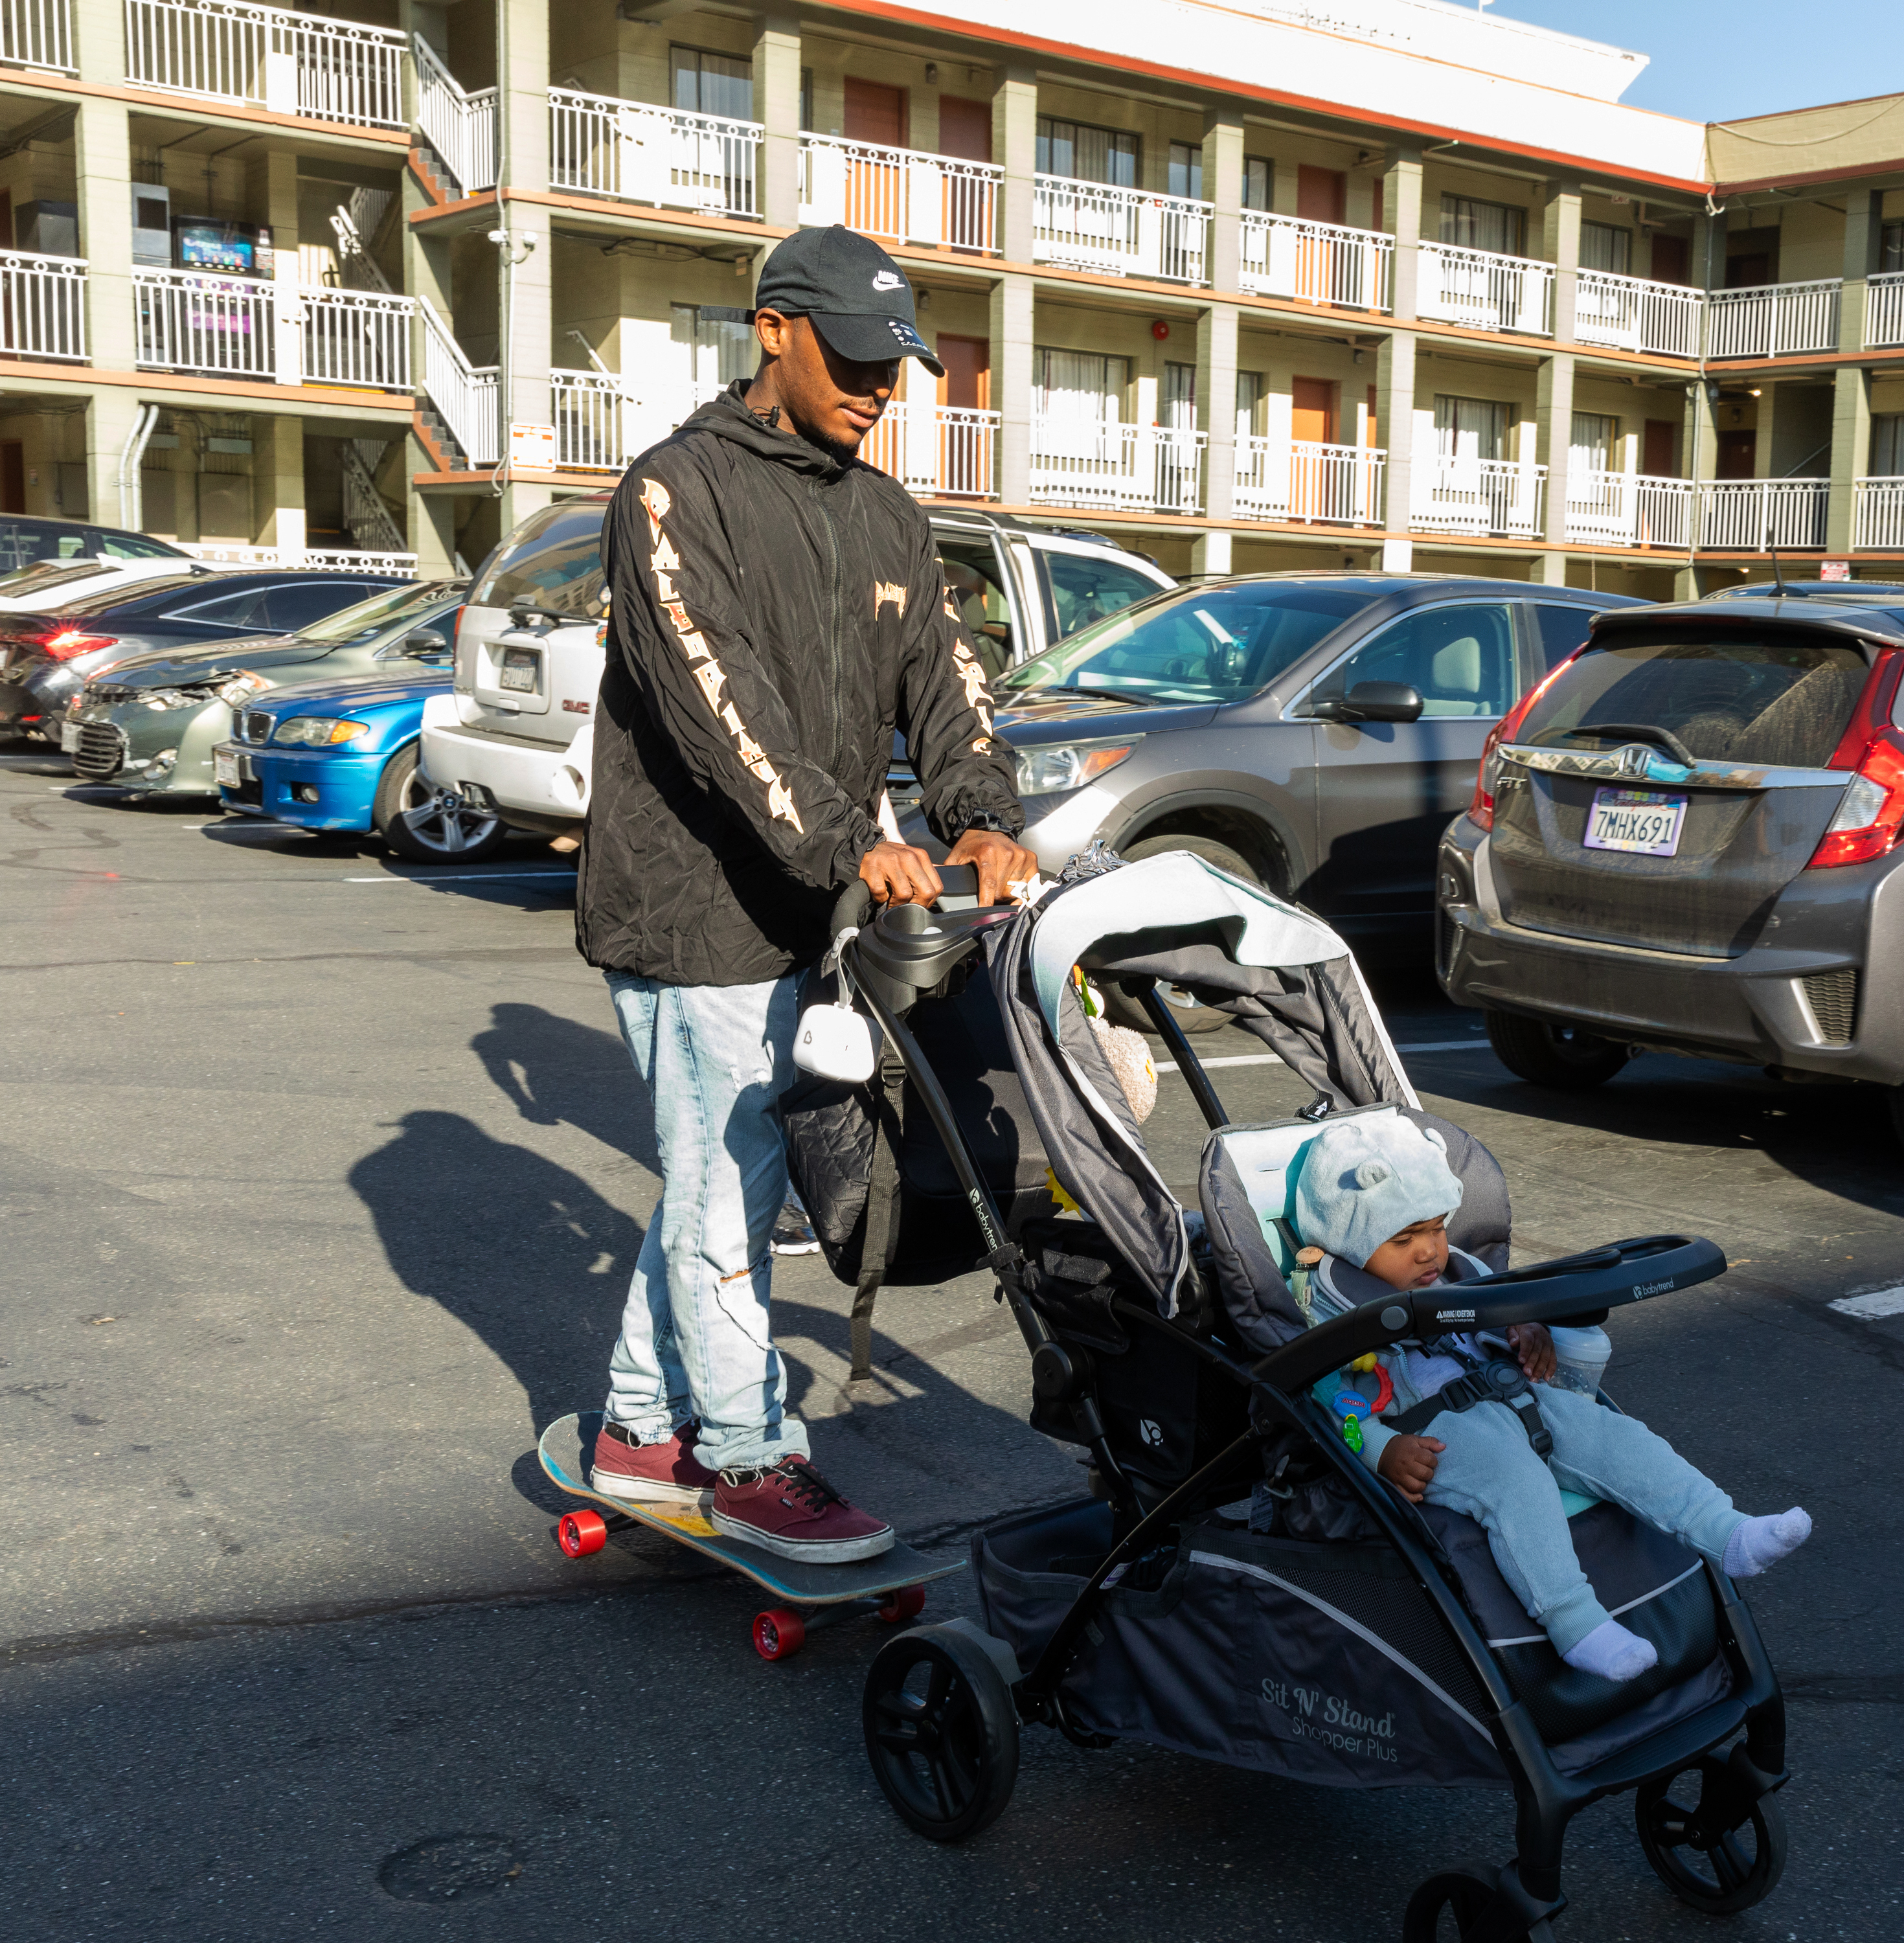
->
[826,851,1789,1940]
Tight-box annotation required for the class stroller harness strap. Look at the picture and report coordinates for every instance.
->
[849,1043,909,1383]
[1384,1355,1554,1458]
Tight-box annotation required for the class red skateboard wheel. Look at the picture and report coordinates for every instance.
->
[557,1509,608,1558]
[754,1608,806,1661]
[877,1584,926,1623]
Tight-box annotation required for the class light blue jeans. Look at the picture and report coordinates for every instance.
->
[601,971,810,1473]
[1422,1384,1747,1655]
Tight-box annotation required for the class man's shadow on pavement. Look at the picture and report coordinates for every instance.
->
[471,1000,659,1170]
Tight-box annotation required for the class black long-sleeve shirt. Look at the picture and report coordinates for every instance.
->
[576,382,1024,986]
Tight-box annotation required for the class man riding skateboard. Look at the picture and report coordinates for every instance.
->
[576,225,1036,1564]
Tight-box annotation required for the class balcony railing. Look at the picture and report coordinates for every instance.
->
[1855,479,1904,551]
[1029,417,1207,512]
[179,542,418,574]
[1698,478,1830,550]
[1233,437,1385,526]
[1033,179,1210,286]
[0,250,87,361]
[135,267,275,379]
[1418,243,1554,336]
[1411,457,1547,538]
[860,401,999,498]
[1239,214,1392,312]
[414,35,497,196]
[295,286,411,391]
[550,88,762,220]
[1574,270,1702,359]
[124,0,405,128]
[419,300,497,466]
[1706,279,1841,359]
[799,135,1000,254]
[0,0,73,70]
[1864,272,1904,351]
[1563,471,1695,549]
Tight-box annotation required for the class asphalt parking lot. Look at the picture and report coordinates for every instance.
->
[3,747,1899,1942]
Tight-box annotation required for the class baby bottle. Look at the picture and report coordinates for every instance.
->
[1548,1324,1611,1397]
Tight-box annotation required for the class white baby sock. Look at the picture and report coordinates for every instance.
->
[1561,1618,1659,1683]
[1722,1507,1811,1579]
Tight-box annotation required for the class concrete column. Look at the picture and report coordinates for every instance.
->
[1826,366,1872,554]
[72,0,121,82]
[496,0,550,528]
[1536,351,1575,570]
[1203,111,1243,295]
[1541,176,1581,345]
[1376,329,1416,569]
[990,273,1034,505]
[1197,302,1238,523]
[1384,146,1423,322]
[1192,530,1232,574]
[74,95,135,372]
[84,391,147,528]
[994,67,1037,266]
[1682,377,1718,570]
[256,416,306,556]
[1839,185,1881,354]
[408,466,459,575]
[753,13,801,230]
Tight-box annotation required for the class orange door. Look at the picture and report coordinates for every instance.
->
[1291,378,1338,518]
[936,335,990,411]
[935,335,991,495]
[937,97,991,162]
[1294,166,1346,300]
[843,78,908,236]
[1296,166,1345,224]
[1642,418,1677,477]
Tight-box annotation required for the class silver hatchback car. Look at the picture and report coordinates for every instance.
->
[1436,593,1904,1131]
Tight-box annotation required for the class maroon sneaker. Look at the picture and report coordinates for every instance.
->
[712,1456,894,1563]
[589,1419,716,1509]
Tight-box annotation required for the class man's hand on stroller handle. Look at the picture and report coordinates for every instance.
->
[944,826,1039,908]
[1378,1433,1444,1503]
[859,839,945,908]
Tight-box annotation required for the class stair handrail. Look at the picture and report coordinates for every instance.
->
[417,295,499,465]
[413,34,498,198]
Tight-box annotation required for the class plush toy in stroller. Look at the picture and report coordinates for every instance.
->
[788,848,1789,1942]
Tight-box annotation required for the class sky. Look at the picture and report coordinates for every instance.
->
[1486,1,1898,124]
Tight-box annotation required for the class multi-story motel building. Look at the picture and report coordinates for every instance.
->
[0,0,1900,591]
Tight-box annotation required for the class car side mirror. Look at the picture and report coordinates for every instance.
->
[1311,681,1424,724]
[402,628,450,657]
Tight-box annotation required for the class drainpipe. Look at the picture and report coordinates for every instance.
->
[1686,195,1724,581]
[116,403,160,533]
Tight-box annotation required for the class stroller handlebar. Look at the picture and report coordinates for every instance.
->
[1252,1234,1726,1394]
[828,863,980,939]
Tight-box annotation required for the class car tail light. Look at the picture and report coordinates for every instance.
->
[1809,651,1904,869]
[1469,655,1578,832]
[40,628,115,661]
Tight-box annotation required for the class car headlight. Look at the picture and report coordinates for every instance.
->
[1013,736,1142,797]
[214,670,270,708]
[142,687,204,710]
[273,716,371,747]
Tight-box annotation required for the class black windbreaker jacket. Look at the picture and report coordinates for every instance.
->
[576,382,1024,986]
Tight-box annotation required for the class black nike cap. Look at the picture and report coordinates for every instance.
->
[751,224,944,379]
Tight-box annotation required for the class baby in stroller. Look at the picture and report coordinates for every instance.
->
[1293,1114,1811,1685]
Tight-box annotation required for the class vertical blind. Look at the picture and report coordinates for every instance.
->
[1036,348,1131,422]
[1434,394,1508,464]
[1036,118,1138,187]
[1439,194,1525,257]
[670,47,753,119]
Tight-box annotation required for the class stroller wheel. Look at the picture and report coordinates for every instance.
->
[862,1628,1018,1843]
[1636,1756,1787,1915]
[1401,1869,1556,1942]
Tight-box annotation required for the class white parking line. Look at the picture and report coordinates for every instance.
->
[343,871,578,883]
[1156,1039,1488,1074]
[1828,1288,1904,1320]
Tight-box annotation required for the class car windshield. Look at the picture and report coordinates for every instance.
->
[473,499,607,616]
[1517,633,1874,770]
[293,580,465,646]
[1000,582,1370,704]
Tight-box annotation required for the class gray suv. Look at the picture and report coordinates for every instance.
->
[896,573,1640,1025]
[1436,593,1904,1130]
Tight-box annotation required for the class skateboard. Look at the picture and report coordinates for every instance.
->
[538,1413,965,1661]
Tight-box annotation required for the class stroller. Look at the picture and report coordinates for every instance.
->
[797,848,1788,1942]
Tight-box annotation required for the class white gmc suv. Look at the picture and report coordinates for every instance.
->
[419,494,1173,837]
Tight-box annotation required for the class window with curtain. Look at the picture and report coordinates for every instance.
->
[1580,222,1632,276]
[1883,222,1903,275]
[672,304,754,392]
[1243,159,1271,212]
[1235,370,1265,438]
[1168,142,1203,201]
[671,47,753,120]
[1161,361,1197,429]
[1570,411,1618,476]
[1035,348,1131,423]
[1036,117,1138,187]
[1439,194,1525,257]
[1873,415,1904,478]
[1434,394,1509,465]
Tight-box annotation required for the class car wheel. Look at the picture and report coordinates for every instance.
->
[373,745,508,864]
[1100,834,1263,1036]
[1484,1009,1631,1090]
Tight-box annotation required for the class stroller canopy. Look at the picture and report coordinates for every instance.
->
[987,852,1422,1319]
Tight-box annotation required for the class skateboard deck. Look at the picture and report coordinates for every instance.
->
[538,1413,965,1607]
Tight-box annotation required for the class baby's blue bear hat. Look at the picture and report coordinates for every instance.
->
[1293,1115,1464,1268]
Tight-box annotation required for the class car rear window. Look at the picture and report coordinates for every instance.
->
[473,499,607,617]
[1517,634,1874,770]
